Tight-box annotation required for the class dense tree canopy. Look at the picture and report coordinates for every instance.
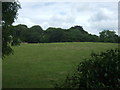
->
[99,30,119,43]
[11,24,119,43]
[2,1,21,57]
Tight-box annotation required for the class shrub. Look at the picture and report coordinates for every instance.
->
[55,48,120,89]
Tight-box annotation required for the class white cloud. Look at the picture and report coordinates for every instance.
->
[18,0,119,2]
[88,4,118,35]
[13,17,36,27]
[13,2,118,35]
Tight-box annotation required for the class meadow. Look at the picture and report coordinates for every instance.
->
[3,42,118,88]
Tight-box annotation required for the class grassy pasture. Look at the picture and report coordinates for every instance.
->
[3,42,118,88]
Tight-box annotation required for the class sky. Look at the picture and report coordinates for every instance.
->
[13,1,118,35]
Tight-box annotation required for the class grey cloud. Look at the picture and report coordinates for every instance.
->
[87,5,118,34]
[14,2,118,35]
[89,9,111,22]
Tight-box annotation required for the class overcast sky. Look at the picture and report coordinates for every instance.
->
[13,1,118,35]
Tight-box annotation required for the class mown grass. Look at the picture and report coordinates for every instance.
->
[3,42,118,88]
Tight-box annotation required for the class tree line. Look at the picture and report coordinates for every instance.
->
[10,24,120,45]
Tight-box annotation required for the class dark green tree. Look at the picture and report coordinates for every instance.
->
[10,26,21,46]
[46,27,64,42]
[2,1,21,57]
[10,24,119,44]
[88,34,99,42]
[64,26,92,42]
[26,25,43,43]
[99,30,118,43]
[11,24,28,42]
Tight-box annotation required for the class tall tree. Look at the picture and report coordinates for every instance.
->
[2,1,21,57]
[46,27,64,42]
[99,30,118,43]
[27,25,43,43]
[11,24,28,42]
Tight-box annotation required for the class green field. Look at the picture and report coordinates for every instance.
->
[3,42,118,88]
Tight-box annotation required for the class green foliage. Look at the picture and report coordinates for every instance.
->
[99,30,119,43]
[2,1,21,57]
[2,2,21,25]
[12,25,103,43]
[10,26,21,46]
[12,25,119,43]
[2,26,13,57]
[46,27,64,42]
[12,24,28,42]
[27,25,43,43]
[55,48,120,89]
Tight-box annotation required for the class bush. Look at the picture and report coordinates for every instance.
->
[55,48,120,89]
